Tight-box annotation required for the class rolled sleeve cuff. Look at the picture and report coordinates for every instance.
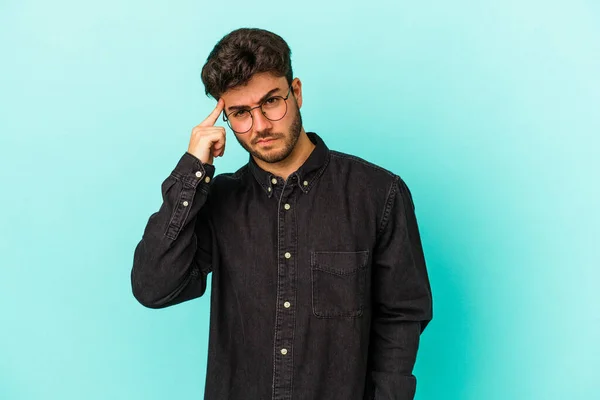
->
[170,152,216,191]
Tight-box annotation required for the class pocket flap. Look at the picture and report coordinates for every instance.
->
[311,251,369,275]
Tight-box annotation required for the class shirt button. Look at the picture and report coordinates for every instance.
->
[267,187,272,192]
[284,252,291,259]
[303,180,309,186]
[284,203,291,210]
[195,171,203,178]
[284,301,291,308]
[271,178,278,185]
[182,201,189,207]
[204,176,211,183]
[281,348,288,355]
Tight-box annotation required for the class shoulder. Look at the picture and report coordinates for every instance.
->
[327,148,414,205]
[206,164,250,198]
[328,149,400,184]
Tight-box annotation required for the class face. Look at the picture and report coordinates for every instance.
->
[221,72,303,164]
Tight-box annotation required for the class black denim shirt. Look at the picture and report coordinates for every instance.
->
[131,132,433,400]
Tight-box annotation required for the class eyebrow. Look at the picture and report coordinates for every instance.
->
[226,87,283,113]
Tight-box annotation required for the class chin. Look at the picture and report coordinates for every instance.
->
[255,148,290,164]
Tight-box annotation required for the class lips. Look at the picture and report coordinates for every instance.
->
[256,137,277,145]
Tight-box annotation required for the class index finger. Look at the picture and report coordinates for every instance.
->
[200,98,225,127]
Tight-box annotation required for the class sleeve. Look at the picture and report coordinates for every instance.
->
[130,152,216,309]
[368,176,433,399]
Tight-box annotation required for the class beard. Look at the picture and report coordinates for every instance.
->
[235,105,303,164]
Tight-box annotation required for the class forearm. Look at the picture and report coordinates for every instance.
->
[131,152,215,308]
[370,319,421,399]
[369,176,433,399]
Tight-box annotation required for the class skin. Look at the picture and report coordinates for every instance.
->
[187,72,316,180]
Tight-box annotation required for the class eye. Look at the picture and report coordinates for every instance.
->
[232,110,248,119]
[263,97,281,108]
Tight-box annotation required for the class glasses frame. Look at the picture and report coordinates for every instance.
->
[222,85,293,134]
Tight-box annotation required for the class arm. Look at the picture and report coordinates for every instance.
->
[130,152,216,309]
[369,176,433,399]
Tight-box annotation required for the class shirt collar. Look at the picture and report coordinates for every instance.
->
[248,131,330,197]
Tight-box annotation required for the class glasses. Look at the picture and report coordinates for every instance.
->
[222,86,293,133]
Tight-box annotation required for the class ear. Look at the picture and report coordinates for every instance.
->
[292,77,303,109]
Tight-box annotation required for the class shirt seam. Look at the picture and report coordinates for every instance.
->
[376,176,399,240]
[329,151,396,178]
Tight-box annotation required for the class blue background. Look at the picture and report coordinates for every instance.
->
[1,1,599,399]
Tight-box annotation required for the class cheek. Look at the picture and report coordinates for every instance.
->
[281,105,298,127]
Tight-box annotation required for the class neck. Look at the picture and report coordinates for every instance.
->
[253,129,315,180]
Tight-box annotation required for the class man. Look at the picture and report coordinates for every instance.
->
[131,28,433,400]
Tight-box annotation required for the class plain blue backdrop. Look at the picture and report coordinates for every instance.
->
[1,1,599,399]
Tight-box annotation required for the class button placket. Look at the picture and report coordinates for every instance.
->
[271,183,298,399]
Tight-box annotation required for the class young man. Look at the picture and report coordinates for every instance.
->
[131,28,433,400]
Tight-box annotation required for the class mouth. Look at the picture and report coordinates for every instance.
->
[256,137,278,146]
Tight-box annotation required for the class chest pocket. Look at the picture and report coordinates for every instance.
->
[310,250,369,318]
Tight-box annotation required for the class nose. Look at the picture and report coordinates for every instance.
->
[251,107,273,133]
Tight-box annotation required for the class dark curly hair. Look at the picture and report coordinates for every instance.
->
[201,28,293,99]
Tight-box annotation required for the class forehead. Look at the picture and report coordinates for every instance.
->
[222,72,287,107]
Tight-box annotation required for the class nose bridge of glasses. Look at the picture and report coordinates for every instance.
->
[250,104,273,130]
[250,103,266,117]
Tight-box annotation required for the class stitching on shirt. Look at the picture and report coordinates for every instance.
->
[301,153,331,193]
[311,251,369,276]
[246,162,276,196]
[165,175,184,239]
[164,168,205,240]
[166,186,196,240]
[397,180,419,280]
[312,264,367,276]
[329,151,404,241]
[271,178,287,399]
[310,251,368,318]
[376,177,398,240]
[329,151,395,178]
[289,193,298,400]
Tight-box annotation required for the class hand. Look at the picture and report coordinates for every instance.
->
[188,99,226,165]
